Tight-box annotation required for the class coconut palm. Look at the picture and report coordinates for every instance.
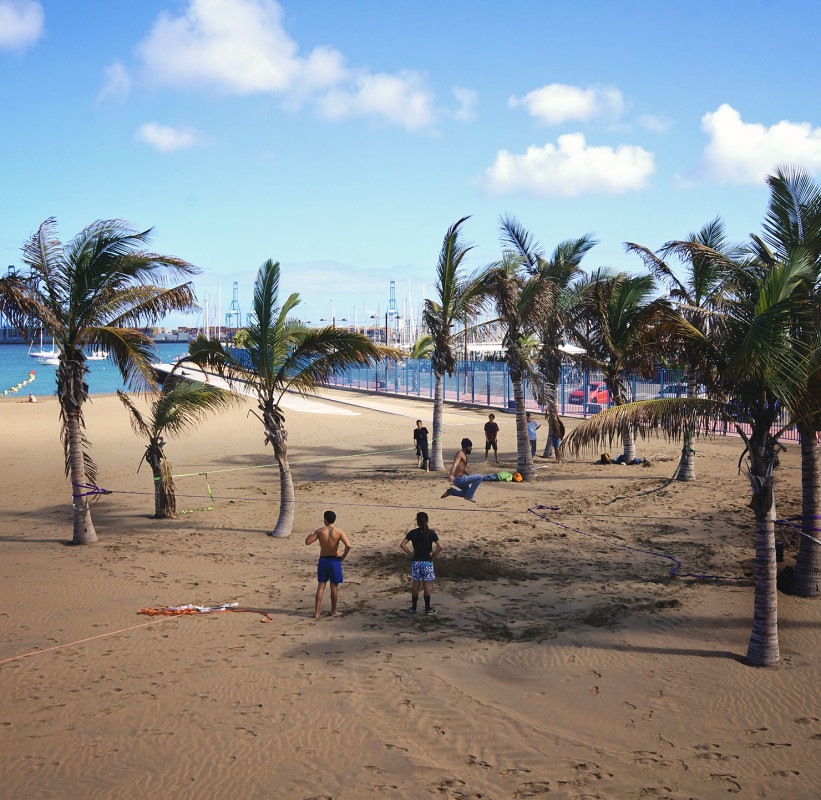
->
[499,215,596,457]
[0,218,198,544]
[564,252,818,666]
[117,375,238,518]
[423,217,486,471]
[186,258,396,537]
[751,166,821,597]
[625,218,741,480]
[569,270,670,462]
[478,253,553,480]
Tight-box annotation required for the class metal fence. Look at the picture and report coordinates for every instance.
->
[324,358,803,443]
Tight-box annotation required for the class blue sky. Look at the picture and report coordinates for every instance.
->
[2,0,821,331]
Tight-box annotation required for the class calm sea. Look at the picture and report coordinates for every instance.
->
[0,342,188,397]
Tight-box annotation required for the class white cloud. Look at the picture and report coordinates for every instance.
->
[690,104,821,184]
[317,71,435,129]
[135,122,204,153]
[97,61,132,103]
[0,1,44,50]
[485,133,655,197]
[509,83,624,125]
[451,86,478,122]
[131,0,436,130]
[638,113,672,134]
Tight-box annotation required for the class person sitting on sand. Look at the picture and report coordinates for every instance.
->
[304,510,351,618]
[441,438,482,503]
[400,511,442,615]
[413,419,429,471]
[27,393,37,403]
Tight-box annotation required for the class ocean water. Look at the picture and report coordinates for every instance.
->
[0,342,189,397]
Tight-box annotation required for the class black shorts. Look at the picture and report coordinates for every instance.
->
[417,443,429,458]
[485,440,497,451]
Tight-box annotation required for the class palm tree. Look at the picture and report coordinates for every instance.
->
[499,215,596,458]
[409,333,434,393]
[186,258,396,537]
[564,253,818,666]
[423,218,485,471]
[626,218,740,480]
[570,270,669,462]
[478,253,553,480]
[117,375,238,518]
[752,166,821,597]
[0,218,198,544]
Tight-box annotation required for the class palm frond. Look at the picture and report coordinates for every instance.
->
[564,398,732,457]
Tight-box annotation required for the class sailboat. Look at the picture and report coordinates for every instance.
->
[86,343,109,361]
[28,330,52,359]
[36,336,59,365]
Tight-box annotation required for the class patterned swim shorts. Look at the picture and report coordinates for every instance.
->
[412,560,435,582]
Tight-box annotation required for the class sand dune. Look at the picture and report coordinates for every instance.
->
[1,388,819,799]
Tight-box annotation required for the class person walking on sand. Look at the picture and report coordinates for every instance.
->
[413,419,429,471]
[400,511,442,615]
[526,412,540,458]
[483,413,499,464]
[304,510,351,618]
[441,438,482,503]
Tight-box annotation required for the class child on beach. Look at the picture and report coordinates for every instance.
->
[400,511,442,614]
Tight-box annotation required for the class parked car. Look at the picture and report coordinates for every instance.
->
[656,383,706,399]
[568,382,610,406]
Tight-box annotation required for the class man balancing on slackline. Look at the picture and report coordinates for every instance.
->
[441,438,483,504]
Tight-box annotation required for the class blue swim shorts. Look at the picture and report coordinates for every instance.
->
[412,561,435,582]
[317,556,343,584]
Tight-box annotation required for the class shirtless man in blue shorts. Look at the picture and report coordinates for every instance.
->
[304,510,351,618]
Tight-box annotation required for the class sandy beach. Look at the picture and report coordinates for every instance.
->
[1,388,819,799]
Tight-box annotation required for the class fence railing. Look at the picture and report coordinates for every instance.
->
[324,358,803,443]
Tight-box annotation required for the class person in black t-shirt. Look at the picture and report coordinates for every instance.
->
[400,511,442,614]
[483,413,499,463]
[413,419,429,471]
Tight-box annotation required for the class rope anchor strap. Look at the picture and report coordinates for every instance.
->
[179,474,215,515]
[72,482,113,498]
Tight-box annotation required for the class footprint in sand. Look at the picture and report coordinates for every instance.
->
[512,781,551,797]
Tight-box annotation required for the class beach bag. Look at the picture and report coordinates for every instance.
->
[512,472,523,482]
[599,452,612,464]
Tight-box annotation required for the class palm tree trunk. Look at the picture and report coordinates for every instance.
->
[541,376,558,458]
[793,421,821,597]
[66,409,97,544]
[149,452,176,519]
[621,416,637,463]
[513,378,535,480]
[268,422,294,538]
[745,439,780,667]
[430,372,445,471]
[676,426,696,482]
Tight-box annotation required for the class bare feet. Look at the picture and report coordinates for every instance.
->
[440,488,452,498]
[313,613,320,619]
[331,611,343,617]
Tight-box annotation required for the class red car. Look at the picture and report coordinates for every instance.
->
[568,382,610,406]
